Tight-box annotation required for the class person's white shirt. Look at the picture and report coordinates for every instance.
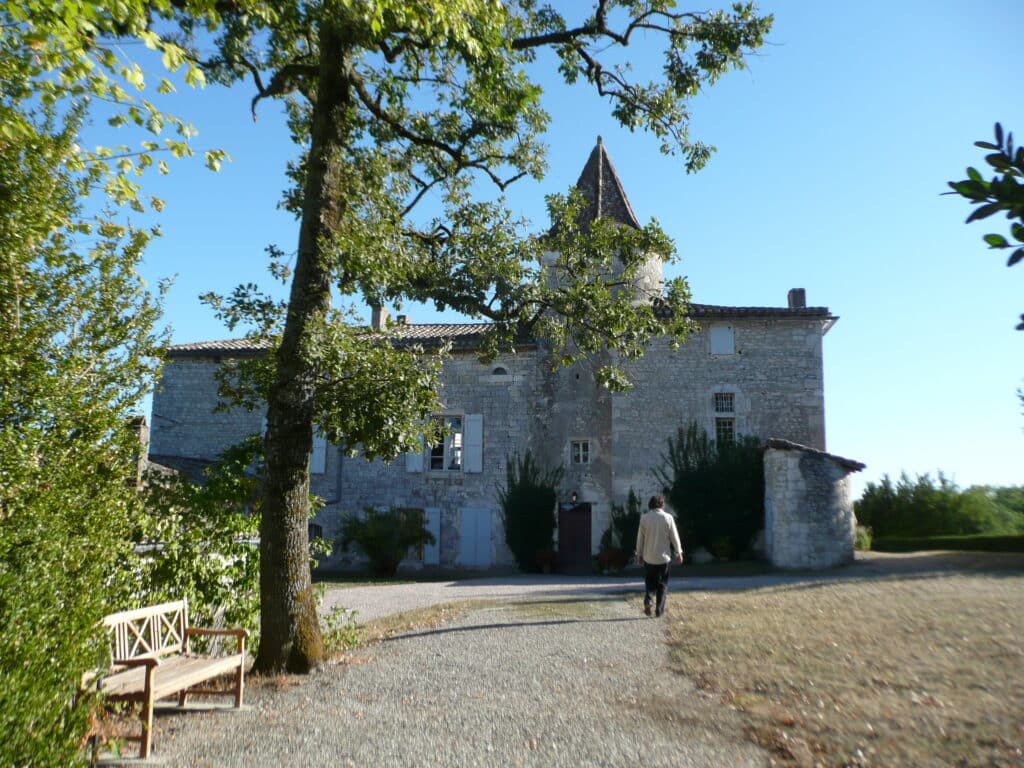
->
[636,507,683,565]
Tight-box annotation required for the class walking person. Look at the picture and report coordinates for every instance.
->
[635,494,683,618]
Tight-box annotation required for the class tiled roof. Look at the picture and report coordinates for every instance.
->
[568,137,642,230]
[167,305,832,358]
[166,337,273,357]
[166,323,527,357]
[689,303,833,319]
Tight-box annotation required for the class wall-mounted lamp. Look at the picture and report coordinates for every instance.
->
[570,491,578,505]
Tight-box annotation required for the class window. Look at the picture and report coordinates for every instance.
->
[308,523,324,540]
[429,415,463,471]
[407,414,482,474]
[491,366,508,376]
[713,392,735,414]
[709,324,735,355]
[571,439,591,465]
[713,391,735,444]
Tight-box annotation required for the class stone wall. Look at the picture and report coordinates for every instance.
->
[763,440,864,569]
[149,311,831,571]
[611,316,827,500]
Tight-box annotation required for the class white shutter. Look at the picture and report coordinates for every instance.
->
[463,414,483,473]
[405,441,424,472]
[423,507,441,565]
[310,433,327,474]
[709,324,735,355]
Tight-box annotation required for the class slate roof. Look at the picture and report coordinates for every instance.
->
[567,136,642,230]
[765,438,866,473]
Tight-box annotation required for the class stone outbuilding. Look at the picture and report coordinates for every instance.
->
[763,438,866,569]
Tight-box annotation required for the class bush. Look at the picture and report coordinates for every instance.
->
[598,489,643,572]
[337,507,435,577]
[854,525,873,551]
[855,473,1024,539]
[498,452,563,572]
[137,437,263,648]
[655,423,764,560]
[873,534,1024,553]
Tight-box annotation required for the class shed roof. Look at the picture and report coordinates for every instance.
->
[765,438,866,473]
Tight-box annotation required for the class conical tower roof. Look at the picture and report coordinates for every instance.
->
[572,136,641,229]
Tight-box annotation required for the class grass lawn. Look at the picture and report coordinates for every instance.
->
[665,566,1024,766]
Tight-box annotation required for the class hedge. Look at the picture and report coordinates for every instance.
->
[873,534,1024,553]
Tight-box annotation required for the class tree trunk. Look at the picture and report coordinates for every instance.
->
[254,21,352,674]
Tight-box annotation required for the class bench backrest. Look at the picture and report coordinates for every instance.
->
[103,599,189,662]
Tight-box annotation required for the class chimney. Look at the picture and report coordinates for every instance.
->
[396,314,409,325]
[371,305,388,331]
[787,288,806,309]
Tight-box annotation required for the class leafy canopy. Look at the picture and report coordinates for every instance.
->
[948,122,1024,330]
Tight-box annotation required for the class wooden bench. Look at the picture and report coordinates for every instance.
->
[93,599,248,759]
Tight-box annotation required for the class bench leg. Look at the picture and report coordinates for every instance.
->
[234,663,245,708]
[139,700,154,759]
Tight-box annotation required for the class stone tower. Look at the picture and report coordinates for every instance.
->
[567,136,663,303]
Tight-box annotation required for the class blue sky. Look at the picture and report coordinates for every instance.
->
[118,1,1022,497]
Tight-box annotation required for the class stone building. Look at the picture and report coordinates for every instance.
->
[149,140,840,571]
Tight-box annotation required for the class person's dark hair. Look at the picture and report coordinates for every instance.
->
[648,494,664,510]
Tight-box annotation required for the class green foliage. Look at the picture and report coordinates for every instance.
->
[137,437,263,647]
[0,46,165,768]
[598,489,643,570]
[498,452,564,572]
[854,473,1024,539]
[337,507,435,578]
[948,122,1024,329]
[655,423,764,559]
[873,534,1024,553]
[320,602,361,656]
[854,525,873,552]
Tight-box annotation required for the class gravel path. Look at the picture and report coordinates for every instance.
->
[131,552,1022,766]
[152,591,765,767]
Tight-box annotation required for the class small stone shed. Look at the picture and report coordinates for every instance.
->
[763,438,866,569]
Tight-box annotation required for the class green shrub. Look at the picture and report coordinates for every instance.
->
[598,489,643,572]
[320,602,361,655]
[654,422,764,559]
[855,473,1023,539]
[873,534,1024,553]
[854,525,873,551]
[136,437,263,648]
[498,452,563,572]
[337,507,435,577]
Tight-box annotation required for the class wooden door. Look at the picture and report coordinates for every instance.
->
[557,503,592,574]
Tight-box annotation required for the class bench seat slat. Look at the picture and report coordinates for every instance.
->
[102,654,245,701]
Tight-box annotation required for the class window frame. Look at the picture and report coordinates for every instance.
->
[570,439,591,466]
[428,413,465,473]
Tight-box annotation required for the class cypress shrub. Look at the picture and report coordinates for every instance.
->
[498,452,563,572]
[655,422,764,559]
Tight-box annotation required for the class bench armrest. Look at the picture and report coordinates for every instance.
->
[185,627,249,654]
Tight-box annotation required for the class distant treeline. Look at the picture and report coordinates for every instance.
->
[855,473,1024,539]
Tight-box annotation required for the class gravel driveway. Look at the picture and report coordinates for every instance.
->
[135,552,1022,766]
[156,591,764,767]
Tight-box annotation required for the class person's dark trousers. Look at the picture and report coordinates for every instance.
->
[643,560,671,617]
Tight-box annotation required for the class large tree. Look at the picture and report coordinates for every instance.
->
[167,0,771,673]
